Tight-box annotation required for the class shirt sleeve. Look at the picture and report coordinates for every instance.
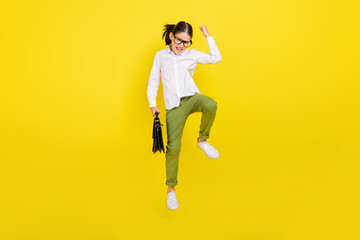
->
[192,36,222,64]
[147,52,161,108]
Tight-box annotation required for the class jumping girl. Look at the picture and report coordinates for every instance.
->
[147,21,222,210]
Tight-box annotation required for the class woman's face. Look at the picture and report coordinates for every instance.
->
[169,31,191,55]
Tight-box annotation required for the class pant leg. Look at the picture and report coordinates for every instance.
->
[182,93,217,140]
[165,105,187,187]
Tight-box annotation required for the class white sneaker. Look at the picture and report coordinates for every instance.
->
[197,138,220,159]
[166,190,179,210]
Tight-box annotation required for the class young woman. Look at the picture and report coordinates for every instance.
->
[147,21,222,210]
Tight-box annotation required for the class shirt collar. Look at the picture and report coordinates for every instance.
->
[167,43,185,56]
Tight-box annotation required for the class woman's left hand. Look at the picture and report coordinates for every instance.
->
[199,25,210,37]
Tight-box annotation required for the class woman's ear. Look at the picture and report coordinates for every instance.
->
[169,32,173,40]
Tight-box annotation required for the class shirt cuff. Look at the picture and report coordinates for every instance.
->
[206,35,215,44]
[149,100,156,108]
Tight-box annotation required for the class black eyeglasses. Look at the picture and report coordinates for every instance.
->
[174,35,192,47]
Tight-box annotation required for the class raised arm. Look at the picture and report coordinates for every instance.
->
[147,52,161,109]
[192,25,222,64]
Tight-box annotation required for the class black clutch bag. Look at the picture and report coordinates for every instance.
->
[152,112,165,154]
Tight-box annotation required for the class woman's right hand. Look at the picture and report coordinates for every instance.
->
[150,107,161,117]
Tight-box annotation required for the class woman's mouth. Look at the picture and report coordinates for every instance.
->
[176,46,182,52]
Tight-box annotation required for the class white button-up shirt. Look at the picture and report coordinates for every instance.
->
[147,36,222,110]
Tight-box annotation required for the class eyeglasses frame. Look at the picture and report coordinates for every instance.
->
[173,35,192,48]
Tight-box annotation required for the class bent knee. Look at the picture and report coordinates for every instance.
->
[204,99,217,112]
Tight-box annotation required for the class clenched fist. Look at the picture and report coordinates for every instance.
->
[199,25,210,37]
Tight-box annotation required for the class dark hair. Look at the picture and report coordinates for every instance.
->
[162,21,193,45]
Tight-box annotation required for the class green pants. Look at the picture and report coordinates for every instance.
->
[165,93,218,187]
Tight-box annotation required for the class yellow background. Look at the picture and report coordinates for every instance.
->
[1,0,359,239]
